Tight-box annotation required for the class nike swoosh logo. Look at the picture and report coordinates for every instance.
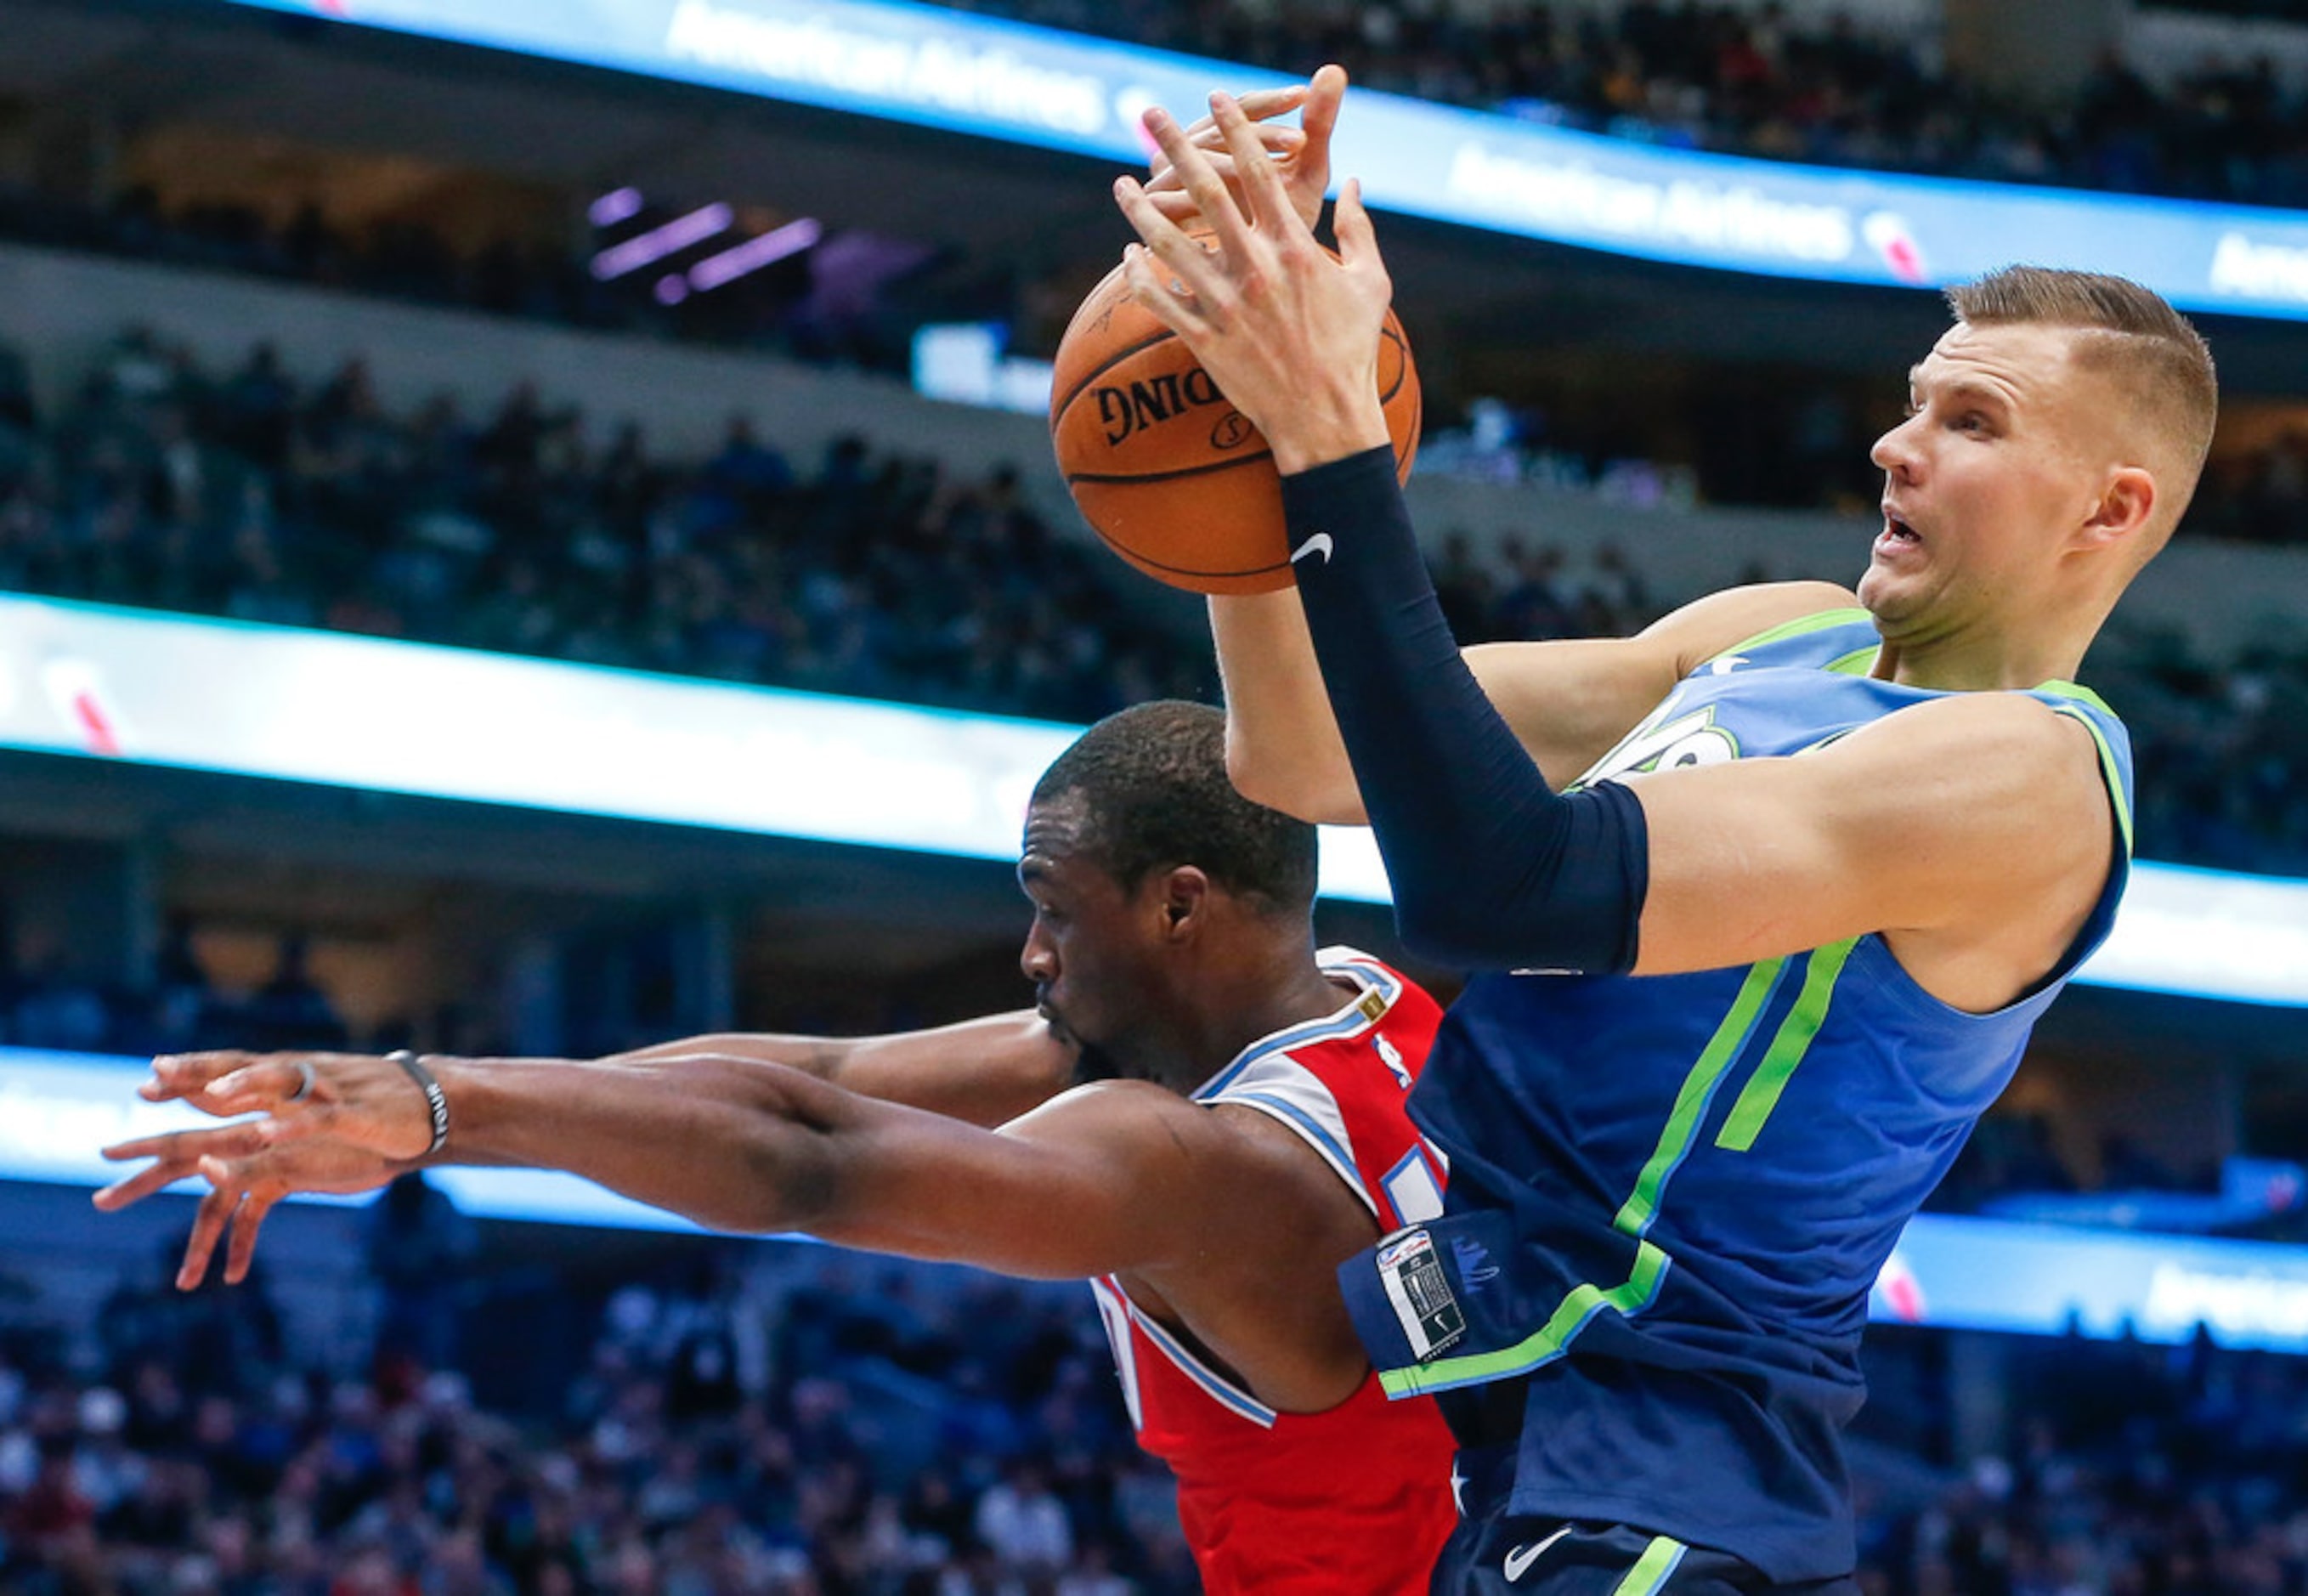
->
[1503,1525,1573,1582]
[1289,533,1334,565]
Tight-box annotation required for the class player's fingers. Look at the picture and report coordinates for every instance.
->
[1169,85,1304,150]
[1113,175,1231,303]
[1149,123,1299,185]
[1134,109,1255,261]
[1335,178,1390,292]
[101,1122,275,1168]
[223,1182,283,1285]
[90,1156,195,1212]
[1230,82,1309,123]
[144,1050,260,1101]
[251,1113,328,1147]
[1118,244,1209,339]
[1300,64,1348,149]
[202,1059,315,1116]
[178,1180,240,1289]
[1208,93,1298,239]
[1142,190,1206,224]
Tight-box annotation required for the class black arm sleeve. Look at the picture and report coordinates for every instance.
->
[1279,445,1647,974]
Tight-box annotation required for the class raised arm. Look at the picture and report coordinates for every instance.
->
[1116,95,2118,1005]
[1211,581,1859,823]
[607,1011,1076,1128]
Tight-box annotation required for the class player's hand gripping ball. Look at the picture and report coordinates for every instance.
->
[1049,257,1420,595]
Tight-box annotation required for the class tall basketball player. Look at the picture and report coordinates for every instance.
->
[1113,72,2211,1595]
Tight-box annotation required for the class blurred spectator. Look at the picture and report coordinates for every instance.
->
[368,1175,480,1376]
[7,1225,2308,1594]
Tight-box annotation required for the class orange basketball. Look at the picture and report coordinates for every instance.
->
[1049,259,1421,595]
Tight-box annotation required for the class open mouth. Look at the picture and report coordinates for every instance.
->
[1881,512,1921,545]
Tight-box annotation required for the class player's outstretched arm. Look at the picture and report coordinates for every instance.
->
[605,1011,1077,1128]
[94,1012,1077,1283]
[99,1051,1353,1321]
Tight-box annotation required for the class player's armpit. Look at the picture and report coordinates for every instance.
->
[1473,581,1864,782]
[1625,692,2115,1010]
[1211,581,1857,824]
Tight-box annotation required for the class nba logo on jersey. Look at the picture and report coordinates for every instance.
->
[1376,1228,1465,1361]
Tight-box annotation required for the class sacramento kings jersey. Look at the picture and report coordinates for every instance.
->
[1338,608,2135,1583]
[1090,948,1459,1595]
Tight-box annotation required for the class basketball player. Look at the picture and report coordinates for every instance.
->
[1111,79,2213,1594]
[98,701,1457,1595]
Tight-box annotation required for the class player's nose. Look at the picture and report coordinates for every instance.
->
[1019,927,1056,984]
[1870,412,1924,479]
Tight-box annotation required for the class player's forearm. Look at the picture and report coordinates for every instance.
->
[440,1055,848,1236]
[601,1013,1073,1128]
[1207,591,1370,823]
[1281,448,1648,973]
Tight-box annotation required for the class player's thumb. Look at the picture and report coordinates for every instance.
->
[1334,179,1388,289]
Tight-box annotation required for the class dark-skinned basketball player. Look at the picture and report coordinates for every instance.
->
[1118,68,2208,1596]
[97,701,1457,1595]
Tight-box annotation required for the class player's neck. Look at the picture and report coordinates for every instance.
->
[1874,608,2096,693]
[1172,945,1359,1089]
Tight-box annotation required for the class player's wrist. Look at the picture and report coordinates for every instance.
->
[1269,408,1392,477]
[386,1050,450,1157]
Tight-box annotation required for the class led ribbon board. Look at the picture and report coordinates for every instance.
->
[20,1046,2308,1351]
[1872,1213,2308,1355]
[0,592,2301,1005]
[223,0,2308,319]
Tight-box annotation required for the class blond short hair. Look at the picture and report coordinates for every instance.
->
[1948,266,2218,534]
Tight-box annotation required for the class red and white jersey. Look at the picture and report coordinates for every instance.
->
[1089,948,1457,1595]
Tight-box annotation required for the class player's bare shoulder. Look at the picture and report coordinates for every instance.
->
[1839,690,2118,1003]
[1643,580,1865,674]
[1858,688,2114,852]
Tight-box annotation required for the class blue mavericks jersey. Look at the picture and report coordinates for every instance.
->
[1339,608,2134,1583]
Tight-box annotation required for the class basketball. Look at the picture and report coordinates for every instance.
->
[1049,258,1422,595]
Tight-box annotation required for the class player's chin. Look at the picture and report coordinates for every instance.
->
[1038,1003,1081,1050]
[1853,563,1914,621]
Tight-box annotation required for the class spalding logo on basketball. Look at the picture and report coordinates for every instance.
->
[1049,259,1421,596]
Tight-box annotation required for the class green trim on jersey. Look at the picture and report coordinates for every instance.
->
[1612,1537,1690,1595]
[2039,693,2135,855]
[2034,678,2118,718]
[1824,644,1880,676]
[1717,938,1861,1152]
[1708,605,1872,664]
[1376,1240,1672,1398]
[1375,959,1793,1398]
[1612,957,1789,1237]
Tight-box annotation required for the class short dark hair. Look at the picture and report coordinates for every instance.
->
[1032,700,1318,915]
[1949,266,2218,529]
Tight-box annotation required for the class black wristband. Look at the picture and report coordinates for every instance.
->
[387,1050,450,1157]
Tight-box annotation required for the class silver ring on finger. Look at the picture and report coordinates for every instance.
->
[286,1059,316,1104]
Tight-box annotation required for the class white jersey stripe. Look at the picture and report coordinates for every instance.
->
[1123,1293,1278,1428]
[1193,948,1396,1101]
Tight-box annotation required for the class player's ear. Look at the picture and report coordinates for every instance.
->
[1157,867,1209,938]
[2079,465,2155,553]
